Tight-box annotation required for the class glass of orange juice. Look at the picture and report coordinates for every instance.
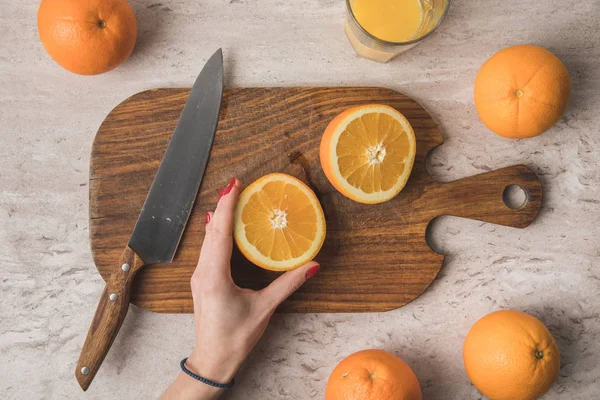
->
[345,0,450,63]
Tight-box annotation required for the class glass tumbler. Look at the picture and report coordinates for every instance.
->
[345,0,451,63]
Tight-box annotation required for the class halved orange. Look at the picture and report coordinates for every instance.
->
[320,104,416,204]
[233,173,326,271]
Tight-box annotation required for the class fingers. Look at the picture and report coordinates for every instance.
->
[192,178,241,285]
[208,177,241,240]
[260,261,320,312]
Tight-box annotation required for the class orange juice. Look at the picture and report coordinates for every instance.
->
[345,0,449,62]
[352,0,424,42]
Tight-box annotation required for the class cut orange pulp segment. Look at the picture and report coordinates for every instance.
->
[233,173,326,271]
[320,104,416,204]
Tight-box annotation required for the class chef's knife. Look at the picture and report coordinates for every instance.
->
[75,49,224,391]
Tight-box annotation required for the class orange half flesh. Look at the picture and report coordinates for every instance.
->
[234,173,326,271]
[320,104,417,204]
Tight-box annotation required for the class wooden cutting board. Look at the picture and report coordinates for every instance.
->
[90,87,542,313]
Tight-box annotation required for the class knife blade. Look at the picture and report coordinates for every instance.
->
[75,48,224,391]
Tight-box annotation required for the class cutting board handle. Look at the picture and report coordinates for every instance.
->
[427,165,542,228]
[75,246,145,391]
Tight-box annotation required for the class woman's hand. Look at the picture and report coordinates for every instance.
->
[161,178,320,400]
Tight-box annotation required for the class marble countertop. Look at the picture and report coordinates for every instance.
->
[1,0,599,398]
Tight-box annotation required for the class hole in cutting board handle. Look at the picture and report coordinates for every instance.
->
[502,184,529,210]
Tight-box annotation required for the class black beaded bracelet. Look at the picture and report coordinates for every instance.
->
[180,358,235,389]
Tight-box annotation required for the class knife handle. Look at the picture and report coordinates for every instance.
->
[75,246,145,391]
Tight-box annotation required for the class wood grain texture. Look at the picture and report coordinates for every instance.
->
[75,246,145,390]
[89,87,542,313]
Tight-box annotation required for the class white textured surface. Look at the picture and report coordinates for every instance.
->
[1,0,599,398]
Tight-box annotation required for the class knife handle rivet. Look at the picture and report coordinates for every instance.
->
[121,263,130,272]
[109,293,118,302]
[81,366,90,375]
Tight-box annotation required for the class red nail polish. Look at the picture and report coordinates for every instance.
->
[305,264,320,280]
[222,177,237,197]
[218,188,225,200]
[206,212,211,224]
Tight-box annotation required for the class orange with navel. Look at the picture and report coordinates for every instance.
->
[37,0,137,75]
[325,349,422,400]
[233,173,326,271]
[320,104,416,204]
[474,45,571,138]
[463,310,560,400]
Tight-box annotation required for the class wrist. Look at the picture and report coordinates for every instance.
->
[187,348,241,385]
[161,370,223,400]
[165,353,237,400]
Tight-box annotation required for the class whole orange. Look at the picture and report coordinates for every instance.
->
[325,349,422,400]
[474,45,570,139]
[37,0,137,75]
[463,310,560,400]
